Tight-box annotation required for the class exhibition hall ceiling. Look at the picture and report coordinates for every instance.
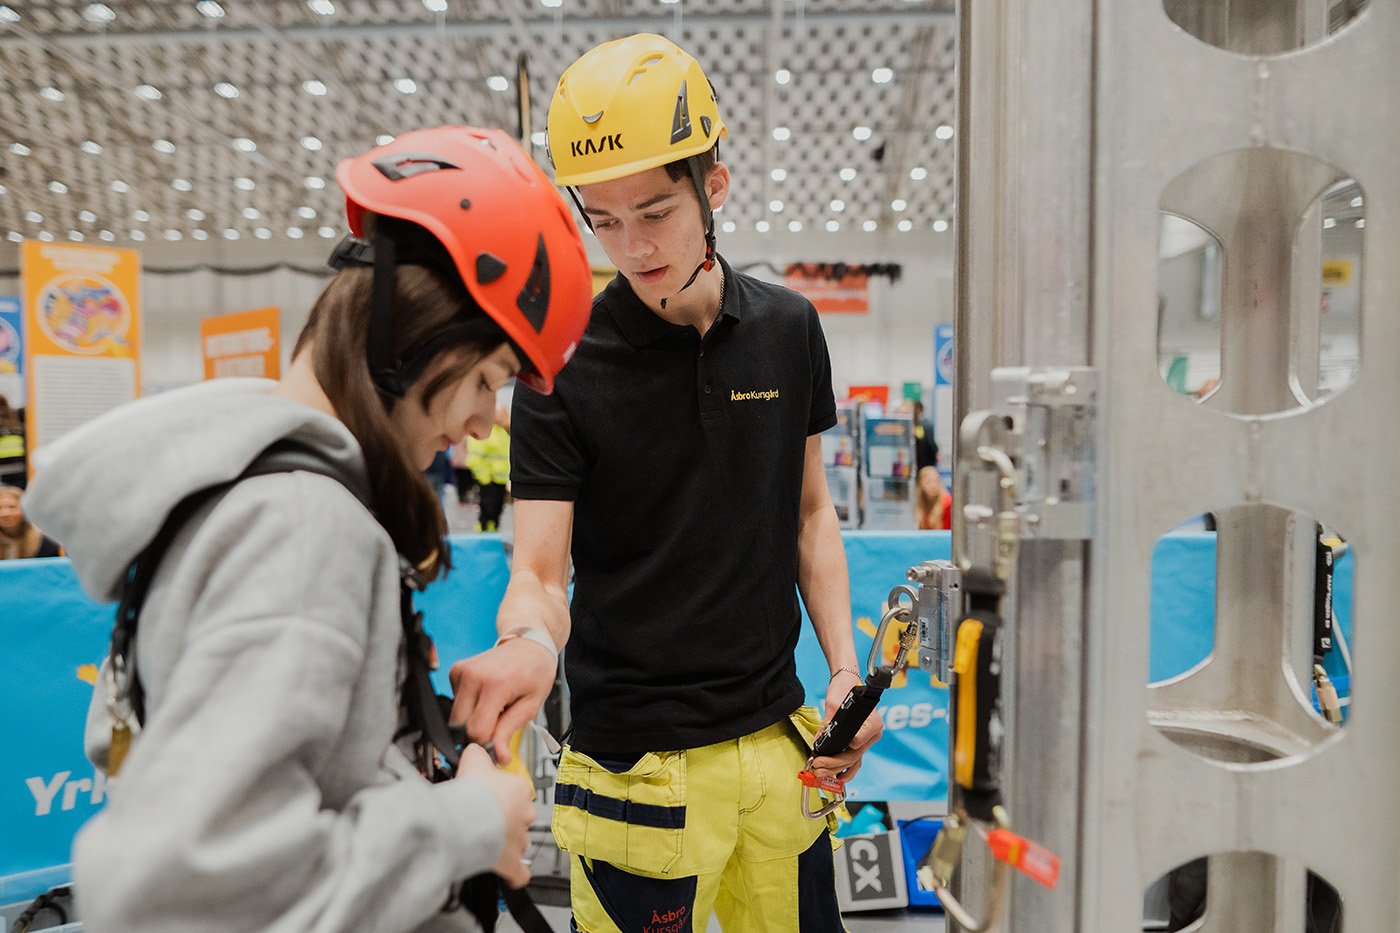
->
[0,0,958,253]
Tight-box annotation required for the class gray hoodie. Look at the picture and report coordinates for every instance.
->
[25,378,503,933]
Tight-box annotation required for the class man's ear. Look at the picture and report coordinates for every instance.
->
[706,161,731,213]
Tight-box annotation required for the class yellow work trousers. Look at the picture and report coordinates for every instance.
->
[552,707,845,932]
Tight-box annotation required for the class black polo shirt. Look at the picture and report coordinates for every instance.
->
[511,254,837,755]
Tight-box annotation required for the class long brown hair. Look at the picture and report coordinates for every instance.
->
[295,251,507,581]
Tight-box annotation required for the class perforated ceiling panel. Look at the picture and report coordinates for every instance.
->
[0,0,957,250]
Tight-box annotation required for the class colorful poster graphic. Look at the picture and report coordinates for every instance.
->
[0,296,23,407]
[822,403,860,528]
[861,413,915,530]
[201,307,282,380]
[784,265,870,314]
[21,242,142,455]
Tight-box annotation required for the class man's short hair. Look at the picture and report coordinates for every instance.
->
[663,144,719,185]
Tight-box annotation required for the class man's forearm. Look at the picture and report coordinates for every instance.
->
[797,504,859,673]
[497,568,572,650]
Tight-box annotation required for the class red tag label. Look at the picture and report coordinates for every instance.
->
[987,828,1061,889]
[797,770,846,794]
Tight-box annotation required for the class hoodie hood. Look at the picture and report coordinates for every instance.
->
[24,379,368,603]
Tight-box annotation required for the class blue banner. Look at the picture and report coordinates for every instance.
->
[0,295,22,408]
[0,532,1355,896]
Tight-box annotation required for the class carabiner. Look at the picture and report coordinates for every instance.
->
[919,808,1013,932]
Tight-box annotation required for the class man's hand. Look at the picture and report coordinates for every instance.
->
[455,745,535,889]
[808,669,884,783]
[448,636,557,765]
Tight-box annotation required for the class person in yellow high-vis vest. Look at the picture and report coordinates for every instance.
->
[449,35,883,932]
[466,407,510,532]
[0,395,26,489]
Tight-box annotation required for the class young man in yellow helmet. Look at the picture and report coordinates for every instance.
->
[449,34,881,930]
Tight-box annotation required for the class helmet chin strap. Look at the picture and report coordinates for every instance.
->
[660,156,717,311]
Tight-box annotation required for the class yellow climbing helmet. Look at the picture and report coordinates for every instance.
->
[547,33,727,188]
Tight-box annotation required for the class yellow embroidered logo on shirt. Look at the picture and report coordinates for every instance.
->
[730,388,780,401]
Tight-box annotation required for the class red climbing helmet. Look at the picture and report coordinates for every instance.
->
[335,125,592,394]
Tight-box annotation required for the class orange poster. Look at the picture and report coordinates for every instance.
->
[21,240,142,455]
[847,385,890,409]
[783,265,870,314]
[201,307,282,380]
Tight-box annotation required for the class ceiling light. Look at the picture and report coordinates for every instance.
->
[0,184,5,195]
[531,131,546,147]
[242,207,261,220]
[232,137,257,152]
[871,67,894,84]
[165,229,183,241]
[892,198,907,212]
[540,0,562,8]
[853,126,872,141]
[111,180,130,193]
[303,79,328,96]
[215,82,239,99]
[304,176,326,189]
[423,0,447,9]
[83,3,116,22]
[825,220,840,232]
[40,87,66,102]
[98,229,115,241]
[933,219,949,233]
[0,6,20,23]
[69,231,84,241]
[755,220,771,233]
[234,176,255,190]
[196,1,225,17]
[301,135,323,151]
[771,168,787,182]
[48,181,68,194]
[830,199,845,212]
[863,220,878,232]
[376,134,395,146]
[287,227,305,239]
[839,167,856,181]
[81,140,102,155]
[775,68,791,85]
[1323,217,1337,229]
[192,229,210,241]
[25,211,43,223]
[5,232,22,243]
[130,230,146,241]
[223,228,241,240]
[394,78,418,95]
[769,200,784,213]
[133,209,150,221]
[78,210,97,222]
[910,166,928,181]
[10,142,31,156]
[788,220,803,232]
[318,226,338,239]
[721,220,736,233]
[153,138,176,153]
[898,219,913,232]
[1351,196,1363,208]
[172,178,193,192]
[1355,218,1366,229]
[254,227,272,239]
[187,208,206,221]
[308,0,335,15]
[296,206,317,220]
[135,84,162,101]
[488,75,509,92]
[772,126,791,142]
[935,123,954,140]
[37,231,55,242]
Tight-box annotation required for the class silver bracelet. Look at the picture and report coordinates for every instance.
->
[829,665,862,682]
[495,626,559,663]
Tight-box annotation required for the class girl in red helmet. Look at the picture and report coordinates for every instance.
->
[24,126,592,932]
